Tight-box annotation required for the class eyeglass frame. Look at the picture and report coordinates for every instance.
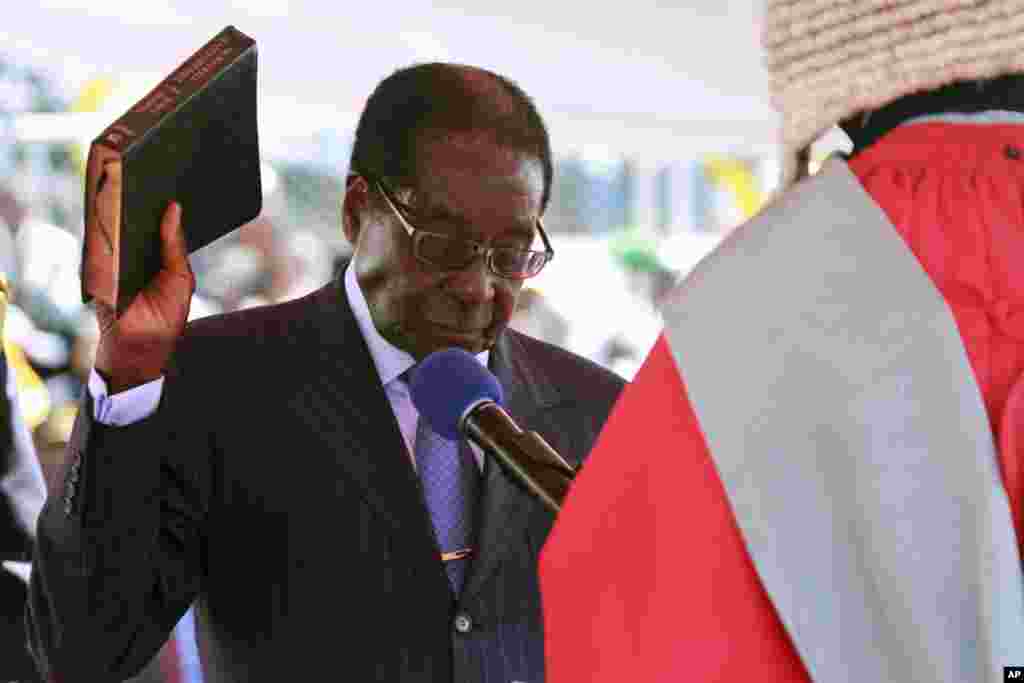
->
[359,173,554,280]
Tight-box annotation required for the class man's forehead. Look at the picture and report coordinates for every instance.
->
[415,131,532,171]
[402,137,542,206]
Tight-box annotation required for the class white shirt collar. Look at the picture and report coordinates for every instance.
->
[343,263,489,387]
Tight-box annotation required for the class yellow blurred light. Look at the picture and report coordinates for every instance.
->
[2,338,50,431]
[70,75,117,176]
[702,154,765,220]
[72,76,116,113]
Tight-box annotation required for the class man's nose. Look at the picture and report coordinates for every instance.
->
[446,255,496,304]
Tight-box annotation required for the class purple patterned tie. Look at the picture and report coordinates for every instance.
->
[414,410,480,594]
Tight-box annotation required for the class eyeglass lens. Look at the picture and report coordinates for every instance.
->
[415,233,544,278]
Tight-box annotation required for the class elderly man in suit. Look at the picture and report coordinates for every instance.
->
[27,62,624,683]
[1,274,47,683]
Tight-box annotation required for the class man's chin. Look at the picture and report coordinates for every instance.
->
[430,335,490,356]
[391,321,504,360]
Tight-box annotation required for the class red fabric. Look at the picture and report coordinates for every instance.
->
[540,122,1024,681]
[540,335,810,682]
[158,635,184,683]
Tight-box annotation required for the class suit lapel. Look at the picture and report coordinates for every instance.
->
[296,278,439,564]
[462,331,561,601]
[299,285,563,599]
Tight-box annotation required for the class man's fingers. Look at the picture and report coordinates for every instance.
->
[160,202,190,275]
[93,305,117,338]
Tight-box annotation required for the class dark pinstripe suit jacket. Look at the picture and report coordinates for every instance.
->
[28,276,625,683]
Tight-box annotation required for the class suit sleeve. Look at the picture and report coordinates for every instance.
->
[539,334,810,683]
[27,359,211,683]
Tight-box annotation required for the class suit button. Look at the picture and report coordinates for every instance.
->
[454,614,473,633]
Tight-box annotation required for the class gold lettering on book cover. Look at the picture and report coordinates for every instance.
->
[169,36,232,85]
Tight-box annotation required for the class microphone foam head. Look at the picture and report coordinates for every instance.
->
[408,347,504,441]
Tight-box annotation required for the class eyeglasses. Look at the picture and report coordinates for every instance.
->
[368,176,554,280]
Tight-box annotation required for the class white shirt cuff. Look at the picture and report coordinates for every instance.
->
[2,560,31,583]
[88,369,164,426]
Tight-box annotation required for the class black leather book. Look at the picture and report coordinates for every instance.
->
[81,25,262,315]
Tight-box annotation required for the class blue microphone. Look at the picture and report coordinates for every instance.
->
[408,348,577,512]
[407,347,504,441]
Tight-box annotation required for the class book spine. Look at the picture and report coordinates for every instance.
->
[94,26,255,153]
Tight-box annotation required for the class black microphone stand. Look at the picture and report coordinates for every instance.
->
[461,402,577,514]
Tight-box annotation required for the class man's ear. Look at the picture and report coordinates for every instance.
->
[342,174,370,246]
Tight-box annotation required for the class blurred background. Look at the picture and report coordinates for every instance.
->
[0,3,851,680]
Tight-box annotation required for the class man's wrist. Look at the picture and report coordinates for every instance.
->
[95,340,170,394]
[94,365,164,395]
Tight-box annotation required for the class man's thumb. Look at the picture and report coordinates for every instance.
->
[160,202,190,273]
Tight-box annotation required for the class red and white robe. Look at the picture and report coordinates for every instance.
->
[540,122,1024,683]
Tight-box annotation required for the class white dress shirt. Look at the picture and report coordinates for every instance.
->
[87,265,488,470]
